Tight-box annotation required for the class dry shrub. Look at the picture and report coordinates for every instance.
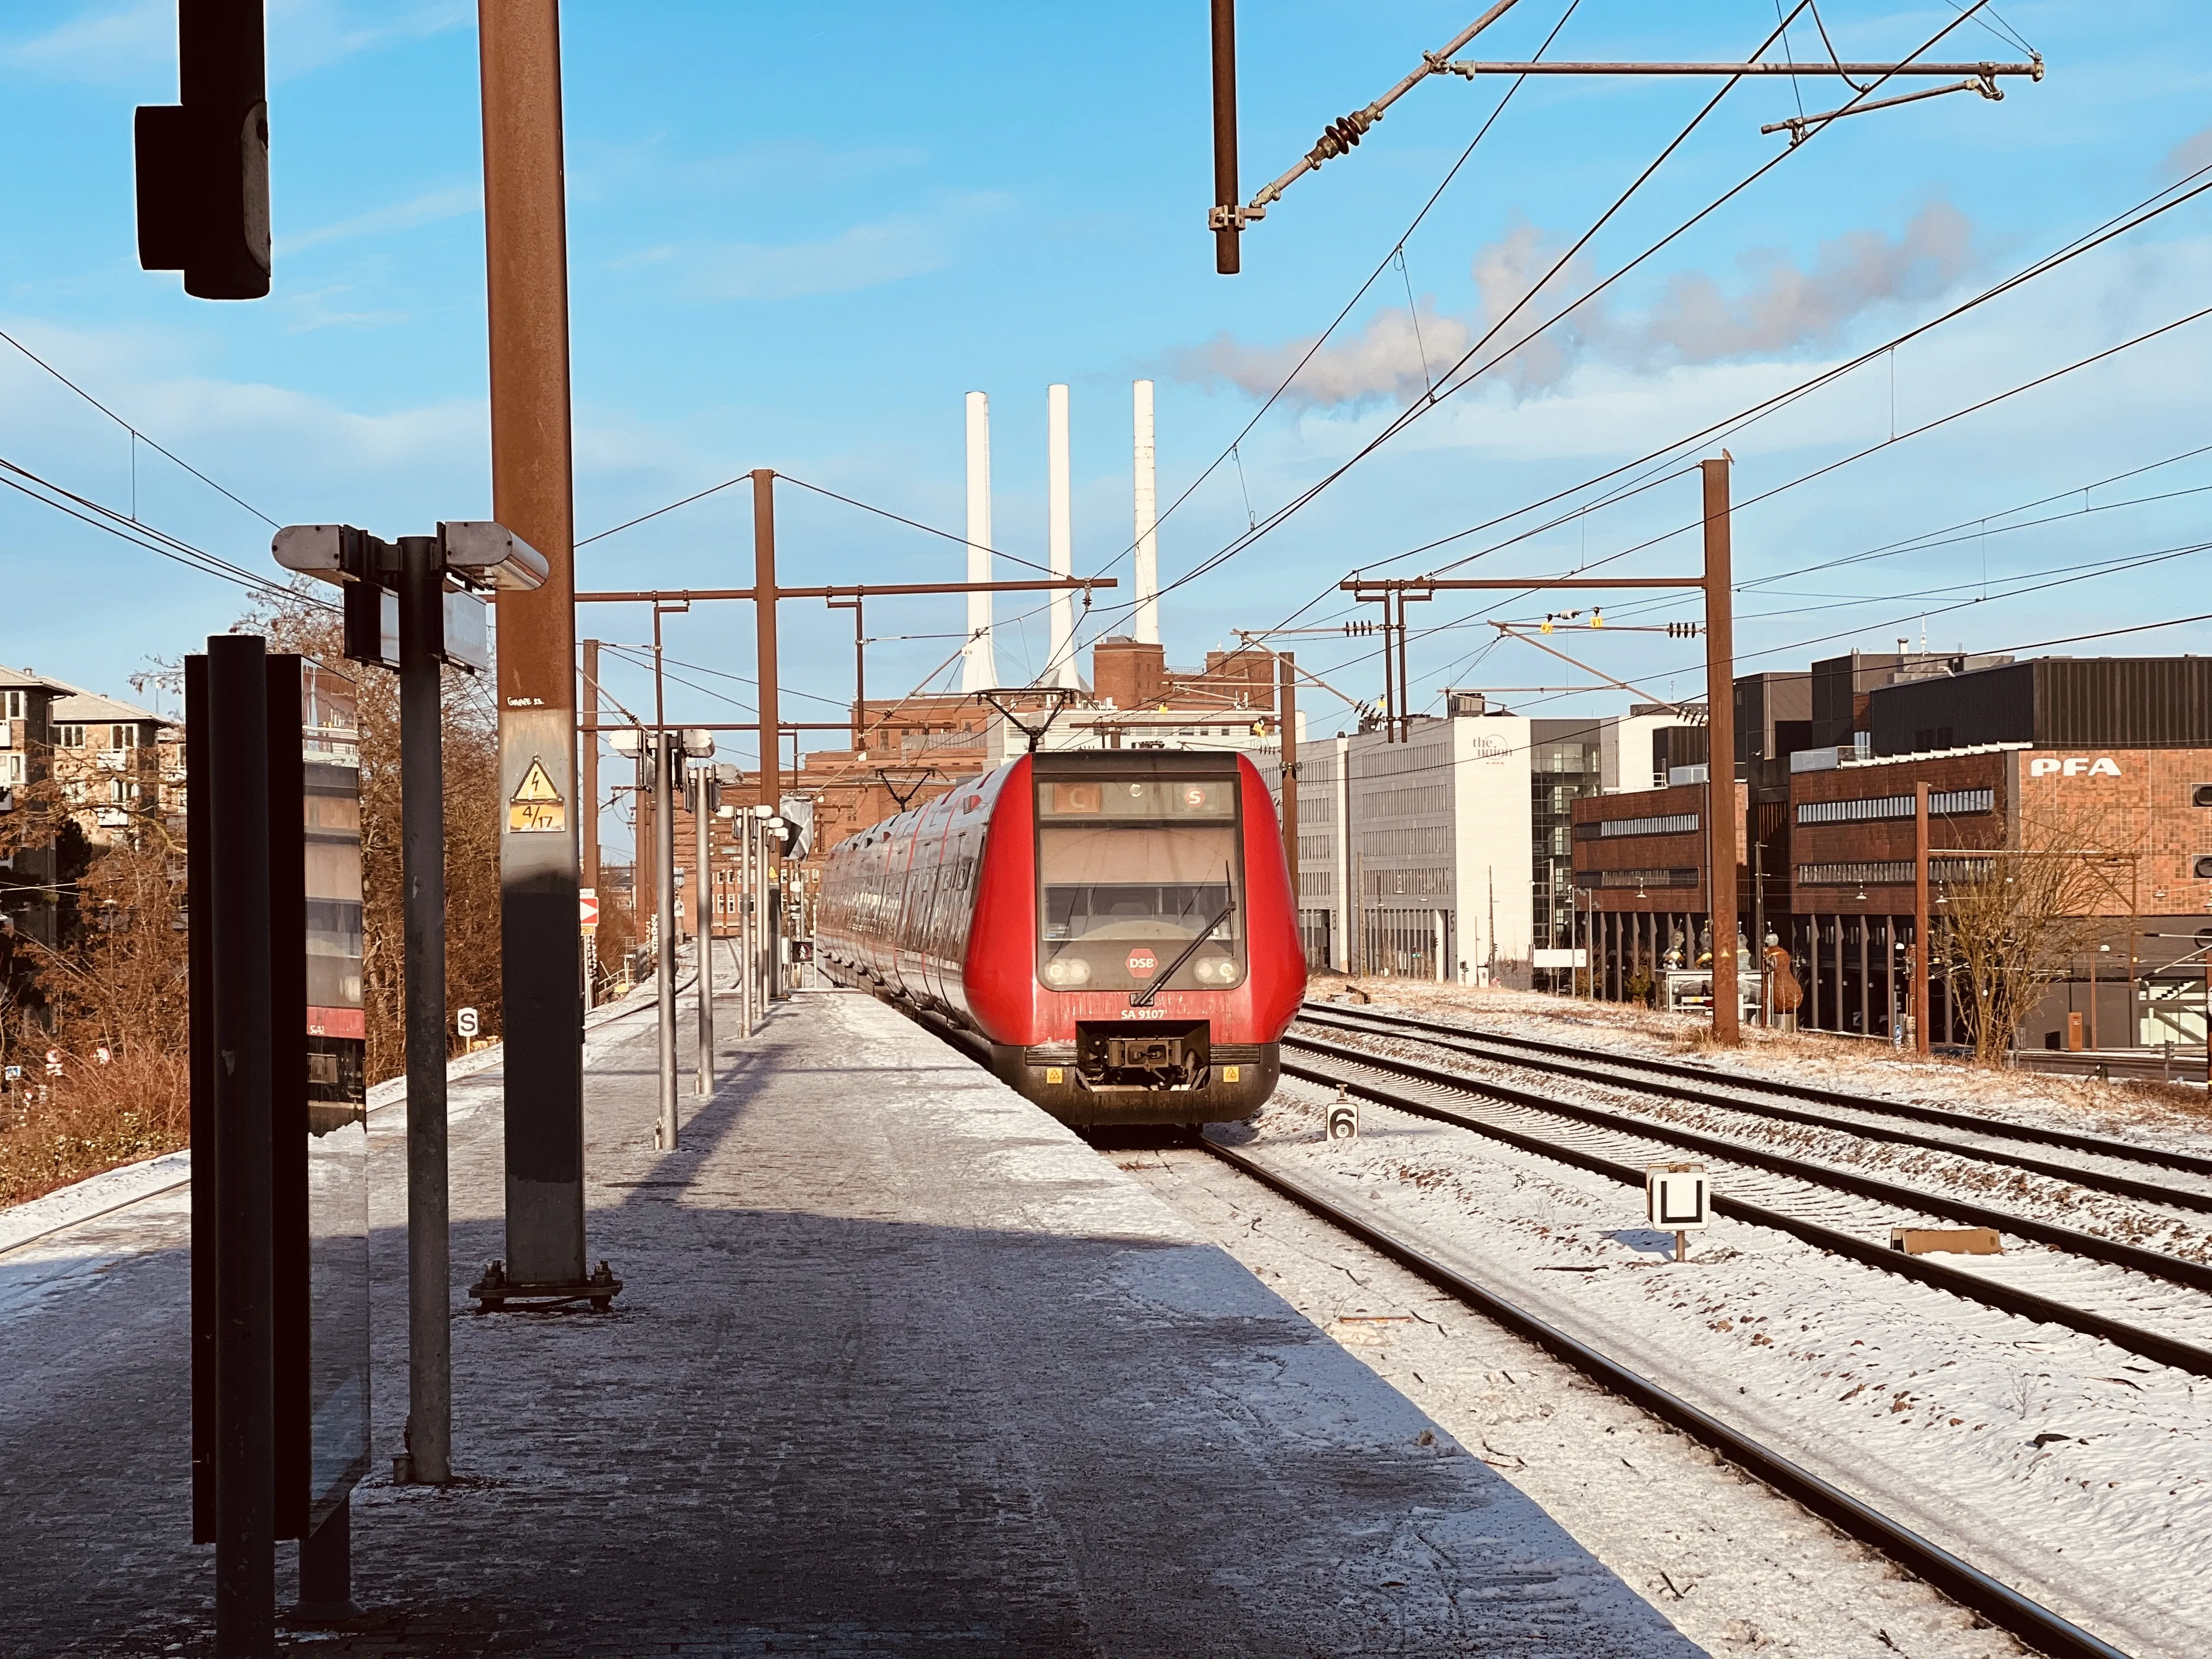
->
[256,595,503,1085]
[1,825,190,1204]
[1,592,508,1209]
[0,1045,187,1206]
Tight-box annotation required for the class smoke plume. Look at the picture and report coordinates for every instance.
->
[1175,202,1974,409]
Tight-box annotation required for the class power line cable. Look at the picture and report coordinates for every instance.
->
[1352,160,2212,590]
[0,454,323,610]
[1080,2,1989,648]
[0,326,281,529]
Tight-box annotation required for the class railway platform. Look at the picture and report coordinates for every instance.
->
[0,981,1698,1657]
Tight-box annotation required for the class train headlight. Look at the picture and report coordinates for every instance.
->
[1044,956,1091,987]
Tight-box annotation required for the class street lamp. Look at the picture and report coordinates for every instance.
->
[271,517,551,1492]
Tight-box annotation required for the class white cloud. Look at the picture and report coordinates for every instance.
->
[2166,123,2212,180]
[282,183,481,253]
[4,2,171,83]
[670,193,1012,303]
[1176,204,1977,409]
[264,0,471,82]
[3,0,470,86]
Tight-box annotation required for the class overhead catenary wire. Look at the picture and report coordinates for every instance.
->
[1333,155,2212,602]
[1048,0,1589,620]
[1387,295,2212,638]
[0,453,327,611]
[1279,605,2212,787]
[1077,2,1997,656]
[0,326,281,529]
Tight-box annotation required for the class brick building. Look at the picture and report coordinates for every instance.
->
[1,668,177,954]
[1573,653,2212,1052]
[1570,778,1748,1000]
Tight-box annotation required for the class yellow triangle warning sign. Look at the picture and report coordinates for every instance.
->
[512,759,561,803]
[509,757,566,833]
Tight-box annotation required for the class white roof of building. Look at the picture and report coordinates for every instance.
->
[3,666,173,728]
[48,689,167,726]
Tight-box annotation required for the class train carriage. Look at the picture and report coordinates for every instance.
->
[817,748,1304,1124]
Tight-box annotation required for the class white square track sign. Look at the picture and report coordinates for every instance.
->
[1645,1163,1710,1231]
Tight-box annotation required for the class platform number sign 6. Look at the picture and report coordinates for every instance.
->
[1327,1085,1358,1141]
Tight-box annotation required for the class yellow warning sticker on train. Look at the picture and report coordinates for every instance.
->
[508,758,566,833]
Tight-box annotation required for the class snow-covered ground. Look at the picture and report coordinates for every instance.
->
[1125,1140,2041,1659]
[1190,1073,2212,1658]
[1321,977,2212,1155]
[1293,1022,2212,1356]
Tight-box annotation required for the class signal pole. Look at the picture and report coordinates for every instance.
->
[694,764,715,1098]
[1209,0,1243,274]
[1701,456,1741,1045]
[481,0,590,1295]
[1278,652,1299,911]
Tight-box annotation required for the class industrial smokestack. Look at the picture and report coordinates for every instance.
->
[963,390,996,691]
[1046,383,1079,689]
[1133,379,1159,646]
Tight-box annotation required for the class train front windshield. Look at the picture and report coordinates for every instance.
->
[1035,775,1245,992]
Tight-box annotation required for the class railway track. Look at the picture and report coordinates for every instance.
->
[1304,998,2212,1184]
[890,996,2154,1656]
[1194,1132,2131,1659]
[1279,1027,2212,1379]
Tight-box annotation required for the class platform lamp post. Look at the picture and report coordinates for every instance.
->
[272,521,548,1482]
[689,751,721,1099]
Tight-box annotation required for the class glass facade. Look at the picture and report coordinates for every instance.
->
[300,667,368,1529]
[1530,728,1601,989]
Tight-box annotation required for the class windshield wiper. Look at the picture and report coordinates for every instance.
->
[1129,893,1236,1008]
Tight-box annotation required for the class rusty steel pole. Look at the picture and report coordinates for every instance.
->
[1914,781,1931,1055]
[753,470,780,808]
[480,0,588,1291]
[580,637,600,1006]
[1700,456,1741,1045]
[1279,652,1299,913]
[753,471,786,1000]
[1210,0,1241,275]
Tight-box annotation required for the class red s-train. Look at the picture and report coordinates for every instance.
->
[815,748,1305,1125]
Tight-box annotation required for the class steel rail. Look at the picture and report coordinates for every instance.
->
[1298,1005,2212,1215]
[1199,1136,2129,1659]
[1280,1041,2212,1378]
[1304,998,2212,1178]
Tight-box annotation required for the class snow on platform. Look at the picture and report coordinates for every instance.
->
[0,985,1702,1656]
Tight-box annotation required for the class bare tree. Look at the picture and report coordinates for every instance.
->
[1935,797,2120,1066]
[250,595,504,1085]
[0,766,188,1203]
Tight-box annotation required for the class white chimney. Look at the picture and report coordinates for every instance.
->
[1046,383,1079,688]
[1133,379,1160,646]
[962,390,996,691]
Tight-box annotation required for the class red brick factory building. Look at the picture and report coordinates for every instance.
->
[1575,653,2212,1053]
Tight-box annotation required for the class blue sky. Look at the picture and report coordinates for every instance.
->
[3,1,2209,776]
